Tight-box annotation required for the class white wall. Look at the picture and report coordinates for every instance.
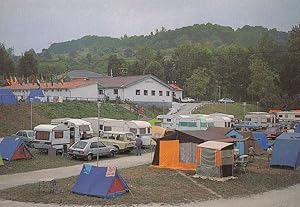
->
[123,77,173,104]
[174,90,183,99]
[70,84,98,100]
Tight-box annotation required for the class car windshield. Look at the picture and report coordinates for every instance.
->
[72,141,87,149]
[27,131,34,137]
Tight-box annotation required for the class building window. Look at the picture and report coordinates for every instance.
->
[172,92,175,96]
[167,119,172,122]
[114,89,118,95]
[98,89,104,95]
[65,89,68,92]
[136,90,140,95]
[151,90,155,96]
[144,90,148,96]
[166,91,170,96]
[159,91,163,96]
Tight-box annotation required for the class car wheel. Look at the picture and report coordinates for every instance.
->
[109,151,115,158]
[113,146,120,154]
[87,154,93,161]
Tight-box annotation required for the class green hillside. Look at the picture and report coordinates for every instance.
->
[193,103,261,120]
[0,101,138,136]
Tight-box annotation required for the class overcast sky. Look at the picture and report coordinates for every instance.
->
[1,0,299,54]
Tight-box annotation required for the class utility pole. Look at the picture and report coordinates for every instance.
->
[97,101,101,167]
[30,99,33,130]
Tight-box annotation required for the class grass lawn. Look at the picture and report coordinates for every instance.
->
[0,165,215,206]
[0,148,154,175]
[0,101,138,136]
[194,103,260,120]
[1,155,300,205]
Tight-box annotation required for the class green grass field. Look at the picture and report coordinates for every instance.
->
[193,103,260,120]
[0,101,139,136]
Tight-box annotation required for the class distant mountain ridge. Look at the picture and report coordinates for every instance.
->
[46,23,288,55]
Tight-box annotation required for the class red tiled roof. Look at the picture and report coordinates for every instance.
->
[6,79,98,90]
[168,83,183,91]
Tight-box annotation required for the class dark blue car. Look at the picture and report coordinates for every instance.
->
[232,121,262,131]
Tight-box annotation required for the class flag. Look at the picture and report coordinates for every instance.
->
[60,78,64,85]
[9,76,14,85]
[14,76,18,84]
[26,77,29,84]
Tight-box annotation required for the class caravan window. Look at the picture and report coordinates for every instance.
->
[147,127,151,134]
[129,128,137,134]
[104,126,112,131]
[55,131,63,139]
[36,131,50,140]
[179,122,197,127]
[79,125,90,132]
[139,128,146,134]
[200,122,207,128]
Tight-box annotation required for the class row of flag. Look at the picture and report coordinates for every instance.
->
[3,75,64,88]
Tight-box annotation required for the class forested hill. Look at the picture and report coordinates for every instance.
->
[46,23,287,55]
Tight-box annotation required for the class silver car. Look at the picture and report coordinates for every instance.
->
[68,138,117,161]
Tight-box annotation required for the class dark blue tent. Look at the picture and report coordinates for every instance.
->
[252,132,269,150]
[270,133,300,168]
[72,164,129,198]
[0,136,33,160]
[26,89,44,103]
[0,88,17,104]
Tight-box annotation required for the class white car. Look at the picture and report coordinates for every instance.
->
[181,97,195,103]
[218,98,235,104]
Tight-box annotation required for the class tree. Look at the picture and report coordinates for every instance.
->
[18,49,38,76]
[144,61,164,79]
[184,68,210,100]
[107,54,125,76]
[247,59,281,107]
[0,43,15,75]
[86,53,92,64]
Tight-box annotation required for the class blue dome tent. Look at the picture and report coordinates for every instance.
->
[0,88,17,104]
[26,89,45,103]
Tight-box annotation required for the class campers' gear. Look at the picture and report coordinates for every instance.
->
[100,131,135,153]
[72,164,129,198]
[197,141,234,178]
[33,124,81,152]
[68,138,117,161]
[270,133,300,168]
[0,137,33,160]
[0,88,17,104]
[12,130,34,147]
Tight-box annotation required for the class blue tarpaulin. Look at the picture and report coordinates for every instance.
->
[295,123,300,133]
[0,88,17,104]
[72,164,129,198]
[26,89,44,103]
[252,132,269,150]
[270,133,300,168]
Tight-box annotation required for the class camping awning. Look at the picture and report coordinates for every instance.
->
[198,141,233,150]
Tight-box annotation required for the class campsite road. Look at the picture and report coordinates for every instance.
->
[173,102,203,115]
[0,153,152,191]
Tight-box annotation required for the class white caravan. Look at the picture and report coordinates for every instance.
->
[175,114,215,130]
[33,124,81,152]
[157,114,176,128]
[51,118,93,138]
[277,111,300,122]
[209,115,232,128]
[245,112,276,128]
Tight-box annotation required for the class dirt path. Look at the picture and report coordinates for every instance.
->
[0,153,153,190]
[173,102,203,115]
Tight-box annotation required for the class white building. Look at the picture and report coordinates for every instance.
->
[168,83,183,100]
[8,74,174,107]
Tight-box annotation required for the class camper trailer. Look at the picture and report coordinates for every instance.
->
[83,118,152,146]
[209,114,232,128]
[33,124,81,152]
[245,112,276,128]
[51,118,93,139]
[175,114,215,131]
[157,114,176,128]
[277,111,300,123]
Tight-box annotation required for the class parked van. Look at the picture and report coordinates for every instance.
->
[51,118,93,139]
[33,124,81,152]
[99,131,136,152]
[84,118,153,146]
